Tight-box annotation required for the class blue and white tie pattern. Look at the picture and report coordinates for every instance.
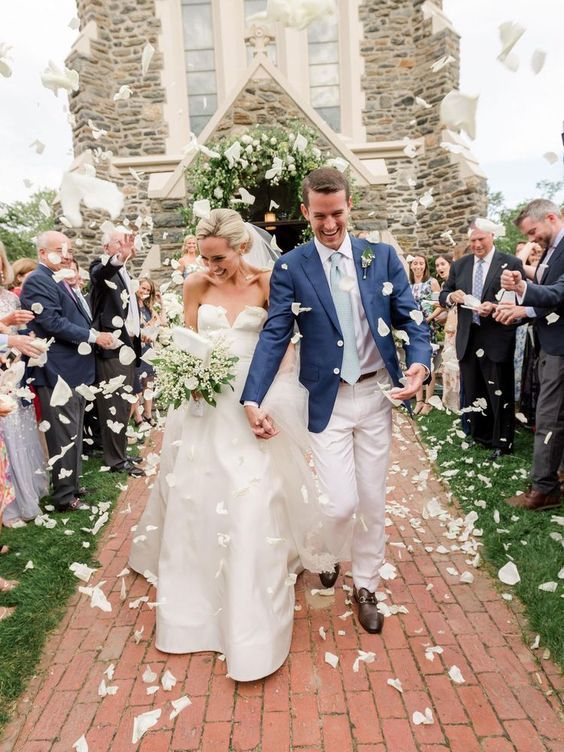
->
[472,258,485,325]
[330,252,361,384]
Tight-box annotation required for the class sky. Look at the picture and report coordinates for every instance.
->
[0,0,562,208]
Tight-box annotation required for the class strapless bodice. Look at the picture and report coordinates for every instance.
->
[197,304,267,360]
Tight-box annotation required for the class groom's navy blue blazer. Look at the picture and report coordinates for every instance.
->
[241,236,432,432]
[20,264,95,388]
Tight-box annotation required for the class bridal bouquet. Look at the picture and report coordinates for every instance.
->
[153,337,238,409]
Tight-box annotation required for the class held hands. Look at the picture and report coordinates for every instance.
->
[389,363,427,401]
[244,404,279,440]
[493,304,528,325]
[500,269,526,296]
[0,310,35,327]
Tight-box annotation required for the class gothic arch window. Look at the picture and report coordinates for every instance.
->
[307,14,341,132]
[181,0,218,135]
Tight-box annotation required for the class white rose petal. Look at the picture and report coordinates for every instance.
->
[448,665,465,684]
[132,708,161,744]
[538,581,557,592]
[142,665,158,683]
[413,708,434,725]
[409,309,424,325]
[161,669,177,691]
[141,42,155,77]
[170,695,192,719]
[377,318,390,337]
[72,735,89,752]
[387,677,403,693]
[324,651,339,668]
[382,282,393,296]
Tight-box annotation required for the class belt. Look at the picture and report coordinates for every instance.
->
[340,370,379,385]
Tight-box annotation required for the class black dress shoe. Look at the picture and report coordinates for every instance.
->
[110,461,145,477]
[354,587,384,634]
[57,498,90,512]
[487,448,512,461]
[319,563,340,588]
[127,455,143,465]
[76,486,95,497]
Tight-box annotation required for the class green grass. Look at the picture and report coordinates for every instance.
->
[0,456,125,730]
[416,410,563,668]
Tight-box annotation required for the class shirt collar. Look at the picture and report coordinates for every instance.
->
[474,247,495,265]
[314,233,352,263]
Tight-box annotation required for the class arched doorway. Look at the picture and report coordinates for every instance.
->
[247,179,309,253]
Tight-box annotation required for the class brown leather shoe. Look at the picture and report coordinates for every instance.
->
[505,488,561,511]
[353,587,384,634]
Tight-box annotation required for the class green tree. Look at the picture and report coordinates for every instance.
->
[0,188,56,261]
[487,179,564,254]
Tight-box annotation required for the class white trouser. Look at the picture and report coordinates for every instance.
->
[308,371,392,592]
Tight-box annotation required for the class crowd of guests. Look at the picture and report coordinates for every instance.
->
[0,231,171,614]
[0,197,562,615]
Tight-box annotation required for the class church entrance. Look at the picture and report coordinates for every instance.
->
[248,179,309,253]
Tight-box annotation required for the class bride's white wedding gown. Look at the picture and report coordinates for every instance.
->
[129,304,350,681]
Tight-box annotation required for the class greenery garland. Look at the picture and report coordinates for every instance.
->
[182,122,342,231]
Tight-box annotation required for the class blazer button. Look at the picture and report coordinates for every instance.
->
[333,368,340,375]
[337,340,344,347]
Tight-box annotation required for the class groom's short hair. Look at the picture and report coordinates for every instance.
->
[302,168,350,207]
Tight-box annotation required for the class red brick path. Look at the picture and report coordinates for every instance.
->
[1,417,562,751]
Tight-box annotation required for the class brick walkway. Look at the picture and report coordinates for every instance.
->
[2,415,562,752]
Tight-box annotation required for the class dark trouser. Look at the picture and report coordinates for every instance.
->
[37,386,85,508]
[532,351,564,494]
[95,357,135,469]
[460,328,515,451]
[83,399,103,452]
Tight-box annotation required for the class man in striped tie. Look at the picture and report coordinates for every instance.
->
[439,222,524,460]
[243,168,432,633]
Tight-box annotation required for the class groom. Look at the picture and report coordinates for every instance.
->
[242,168,431,633]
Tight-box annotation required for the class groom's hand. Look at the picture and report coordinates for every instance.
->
[244,404,279,440]
[388,363,427,401]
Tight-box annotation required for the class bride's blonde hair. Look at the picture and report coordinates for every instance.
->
[195,209,253,254]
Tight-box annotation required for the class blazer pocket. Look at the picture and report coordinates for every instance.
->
[300,364,319,383]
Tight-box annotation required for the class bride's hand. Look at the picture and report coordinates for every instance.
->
[244,404,279,440]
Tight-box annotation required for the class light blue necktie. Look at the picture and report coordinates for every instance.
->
[472,259,485,325]
[330,252,361,384]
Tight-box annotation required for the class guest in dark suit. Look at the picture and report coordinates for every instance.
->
[20,231,115,511]
[495,199,564,510]
[439,223,523,460]
[89,231,144,477]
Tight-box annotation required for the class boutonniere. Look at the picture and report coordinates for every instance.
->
[361,248,374,279]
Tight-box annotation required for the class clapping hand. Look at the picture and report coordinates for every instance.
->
[244,404,279,440]
[449,289,466,305]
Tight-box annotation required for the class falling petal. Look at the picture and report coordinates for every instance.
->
[59,171,124,228]
[440,90,479,140]
[141,42,155,77]
[41,60,79,96]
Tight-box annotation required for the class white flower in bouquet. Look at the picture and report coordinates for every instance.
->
[154,338,238,409]
[161,292,184,327]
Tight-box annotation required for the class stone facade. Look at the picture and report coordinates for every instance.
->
[360,0,487,253]
[67,0,486,271]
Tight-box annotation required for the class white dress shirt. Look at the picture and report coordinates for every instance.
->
[314,235,385,374]
[447,247,496,307]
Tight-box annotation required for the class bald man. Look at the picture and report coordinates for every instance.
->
[89,231,144,477]
[21,231,114,511]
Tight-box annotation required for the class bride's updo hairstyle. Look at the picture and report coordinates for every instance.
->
[196,209,253,254]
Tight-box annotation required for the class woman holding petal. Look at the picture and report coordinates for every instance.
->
[130,209,348,681]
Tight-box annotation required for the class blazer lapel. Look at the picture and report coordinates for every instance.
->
[300,241,341,333]
[352,237,374,322]
[481,251,502,299]
[539,236,564,284]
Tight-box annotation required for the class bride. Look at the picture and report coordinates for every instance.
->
[129,208,350,681]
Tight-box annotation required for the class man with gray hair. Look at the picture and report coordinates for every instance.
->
[495,199,564,510]
[439,221,523,460]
